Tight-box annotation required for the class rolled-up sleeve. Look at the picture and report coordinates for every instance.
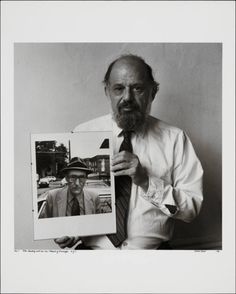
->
[142,131,203,222]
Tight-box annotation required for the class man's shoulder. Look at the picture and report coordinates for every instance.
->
[46,187,67,199]
[73,114,112,132]
[147,115,183,136]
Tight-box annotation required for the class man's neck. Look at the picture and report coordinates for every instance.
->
[67,188,84,201]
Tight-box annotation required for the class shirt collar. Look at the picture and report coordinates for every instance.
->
[67,188,82,203]
[112,118,123,138]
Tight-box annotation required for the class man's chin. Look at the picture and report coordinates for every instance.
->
[71,189,81,195]
[114,112,145,131]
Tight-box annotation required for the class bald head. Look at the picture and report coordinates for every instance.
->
[103,54,159,89]
[104,54,159,131]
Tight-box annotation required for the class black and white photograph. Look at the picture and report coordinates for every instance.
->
[18,42,222,250]
[1,1,235,293]
[31,131,115,239]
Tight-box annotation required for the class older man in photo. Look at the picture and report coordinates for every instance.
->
[55,54,203,250]
[39,157,101,218]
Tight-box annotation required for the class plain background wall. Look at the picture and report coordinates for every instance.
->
[14,43,222,249]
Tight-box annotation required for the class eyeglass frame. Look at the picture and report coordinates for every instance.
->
[67,175,87,184]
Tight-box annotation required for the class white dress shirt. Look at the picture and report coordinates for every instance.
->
[73,114,203,250]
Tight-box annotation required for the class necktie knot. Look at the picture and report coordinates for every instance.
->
[119,130,133,153]
[123,130,132,140]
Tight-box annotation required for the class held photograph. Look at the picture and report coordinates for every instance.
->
[31,131,115,240]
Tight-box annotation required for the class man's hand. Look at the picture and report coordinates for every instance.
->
[54,236,80,249]
[111,151,149,192]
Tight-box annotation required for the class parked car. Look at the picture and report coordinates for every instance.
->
[38,177,50,188]
[85,180,111,197]
[60,177,67,186]
[46,176,56,182]
[85,180,112,213]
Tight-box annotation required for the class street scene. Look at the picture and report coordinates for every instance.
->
[35,139,112,216]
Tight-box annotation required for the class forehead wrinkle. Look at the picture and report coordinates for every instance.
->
[109,60,149,86]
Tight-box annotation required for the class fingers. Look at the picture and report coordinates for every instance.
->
[112,151,137,168]
[112,151,133,165]
[54,236,70,244]
[113,168,134,177]
[111,161,130,172]
[64,237,76,248]
[112,151,138,176]
[59,238,75,249]
[54,236,76,249]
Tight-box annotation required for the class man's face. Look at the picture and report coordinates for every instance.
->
[105,59,156,131]
[66,170,87,195]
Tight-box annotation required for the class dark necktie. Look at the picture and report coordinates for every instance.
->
[107,131,133,247]
[71,197,80,216]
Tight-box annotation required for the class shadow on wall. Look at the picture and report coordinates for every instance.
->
[171,149,222,250]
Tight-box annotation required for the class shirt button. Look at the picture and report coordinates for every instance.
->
[123,241,128,246]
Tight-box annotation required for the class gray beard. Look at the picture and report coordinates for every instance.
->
[114,111,146,131]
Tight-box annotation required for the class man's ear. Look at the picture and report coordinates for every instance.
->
[151,82,159,101]
[104,85,109,97]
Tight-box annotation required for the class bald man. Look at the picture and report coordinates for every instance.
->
[55,54,203,250]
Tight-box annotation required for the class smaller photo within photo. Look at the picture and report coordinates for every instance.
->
[31,131,116,240]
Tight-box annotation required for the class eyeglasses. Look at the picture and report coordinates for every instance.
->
[67,175,87,184]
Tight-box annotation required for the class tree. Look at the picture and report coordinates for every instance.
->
[36,141,69,178]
